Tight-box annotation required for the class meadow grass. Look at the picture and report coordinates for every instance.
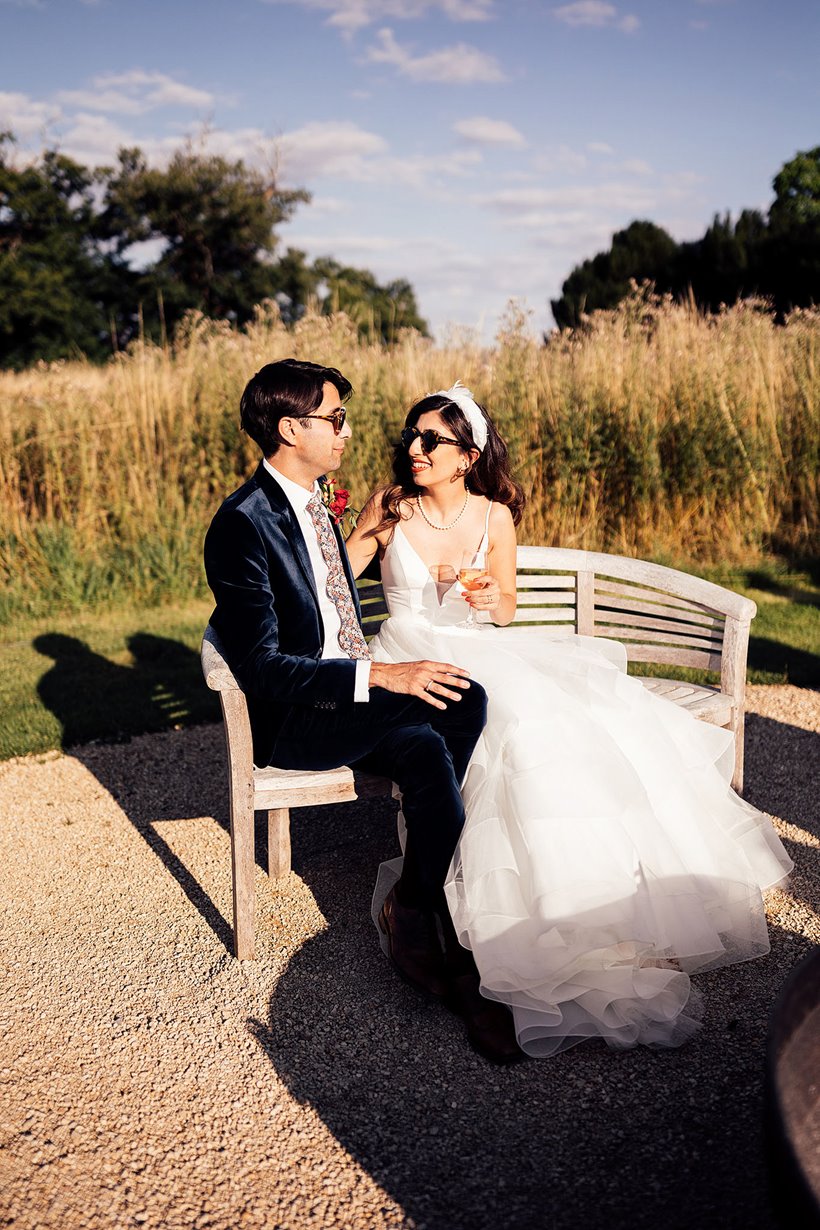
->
[0,289,818,626]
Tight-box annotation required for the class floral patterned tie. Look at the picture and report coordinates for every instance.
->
[305,492,371,661]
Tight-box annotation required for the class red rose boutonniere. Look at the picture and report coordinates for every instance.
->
[320,477,358,534]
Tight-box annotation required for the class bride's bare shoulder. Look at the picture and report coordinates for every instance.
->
[488,500,515,528]
[488,499,517,546]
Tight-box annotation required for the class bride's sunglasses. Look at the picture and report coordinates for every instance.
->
[400,426,461,454]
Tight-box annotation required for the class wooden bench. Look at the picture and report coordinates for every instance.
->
[201,545,756,959]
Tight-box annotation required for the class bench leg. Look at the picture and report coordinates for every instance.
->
[267,808,291,879]
[731,712,745,795]
[230,794,256,961]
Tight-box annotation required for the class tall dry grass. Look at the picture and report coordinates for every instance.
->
[1,289,817,623]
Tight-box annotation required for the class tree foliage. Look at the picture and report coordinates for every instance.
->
[98,145,309,338]
[551,221,678,328]
[0,135,128,366]
[270,250,429,342]
[552,147,820,329]
[0,135,428,368]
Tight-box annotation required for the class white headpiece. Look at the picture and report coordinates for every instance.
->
[433,380,488,452]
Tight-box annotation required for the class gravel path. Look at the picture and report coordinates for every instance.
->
[1,685,818,1230]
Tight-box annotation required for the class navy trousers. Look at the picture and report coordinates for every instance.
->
[267,681,488,909]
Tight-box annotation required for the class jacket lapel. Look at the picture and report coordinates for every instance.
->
[255,461,363,627]
[254,462,320,611]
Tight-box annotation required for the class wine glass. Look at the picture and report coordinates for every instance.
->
[458,549,485,629]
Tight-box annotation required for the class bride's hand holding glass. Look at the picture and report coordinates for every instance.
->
[459,552,500,627]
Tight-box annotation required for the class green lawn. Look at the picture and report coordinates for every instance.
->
[0,559,817,763]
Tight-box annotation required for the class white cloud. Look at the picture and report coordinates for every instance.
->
[57,71,215,116]
[587,140,614,155]
[552,2,639,33]
[0,91,61,138]
[453,116,525,147]
[370,148,482,188]
[477,182,660,222]
[278,120,388,180]
[57,111,142,166]
[620,157,651,176]
[258,0,494,35]
[532,144,588,174]
[365,27,505,82]
[304,195,350,215]
[281,119,483,188]
[56,87,147,116]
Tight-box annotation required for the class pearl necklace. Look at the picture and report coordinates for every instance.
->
[417,490,470,531]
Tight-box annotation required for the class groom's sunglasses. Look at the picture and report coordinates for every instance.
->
[301,406,347,434]
[400,426,461,454]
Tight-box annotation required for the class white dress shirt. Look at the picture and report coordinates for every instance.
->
[264,460,371,702]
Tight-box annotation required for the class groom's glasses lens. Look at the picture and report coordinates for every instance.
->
[400,426,460,454]
[304,406,347,434]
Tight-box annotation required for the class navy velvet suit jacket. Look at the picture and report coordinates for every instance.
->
[204,461,364,766]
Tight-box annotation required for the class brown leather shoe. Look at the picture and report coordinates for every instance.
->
[445,972,526,1065]
[378,887,449,1000]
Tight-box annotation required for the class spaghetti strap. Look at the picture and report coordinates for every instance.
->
[479,499,492,552]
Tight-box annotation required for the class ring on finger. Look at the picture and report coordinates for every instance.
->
[424,680,434,693]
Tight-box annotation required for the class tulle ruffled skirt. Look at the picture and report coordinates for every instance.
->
[369,617,792,1056]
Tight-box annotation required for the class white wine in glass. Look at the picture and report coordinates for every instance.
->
[458,550,484,628]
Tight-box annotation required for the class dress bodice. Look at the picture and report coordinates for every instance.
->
[379,508,490,627]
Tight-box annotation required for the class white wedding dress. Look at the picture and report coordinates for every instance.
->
[368,511,793,1056]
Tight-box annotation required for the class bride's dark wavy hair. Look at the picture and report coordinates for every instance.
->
[366,391,525,537]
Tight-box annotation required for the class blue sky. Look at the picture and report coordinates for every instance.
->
[2,0,818,339]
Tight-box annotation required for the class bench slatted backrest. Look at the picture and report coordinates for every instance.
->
[358,580,390,640]
[357,547,754,680]
[514,546,756,676]
[591,574,726,671]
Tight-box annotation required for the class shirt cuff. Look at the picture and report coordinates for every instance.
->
[354,659,371,703]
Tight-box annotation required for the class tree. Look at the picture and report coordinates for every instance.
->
[0,132,430,367]
[770,147,820,230]
[551,148,820,329]
[0,135,129,367]
[551,221,678,329]
[671,209,768,311]
[314,257,429,341]
[269,247,321,325]
[269,250,429,341]
[765,147,820,313]
[97,145,310,339]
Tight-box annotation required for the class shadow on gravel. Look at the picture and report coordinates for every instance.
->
[744,711,820,918]
[35,632,232,952]
[69,720,236,953]
[249,711,818,1230]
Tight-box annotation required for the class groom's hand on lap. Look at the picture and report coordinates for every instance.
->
[369,660,471,710]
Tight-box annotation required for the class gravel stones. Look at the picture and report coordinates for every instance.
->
[1,685,817,1230]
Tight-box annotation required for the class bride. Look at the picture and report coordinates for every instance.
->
[345,382,792,1057]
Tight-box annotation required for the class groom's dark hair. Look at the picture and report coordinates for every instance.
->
[240,358,353,456]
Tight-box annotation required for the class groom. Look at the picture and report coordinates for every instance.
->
[204,358,521,1063]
